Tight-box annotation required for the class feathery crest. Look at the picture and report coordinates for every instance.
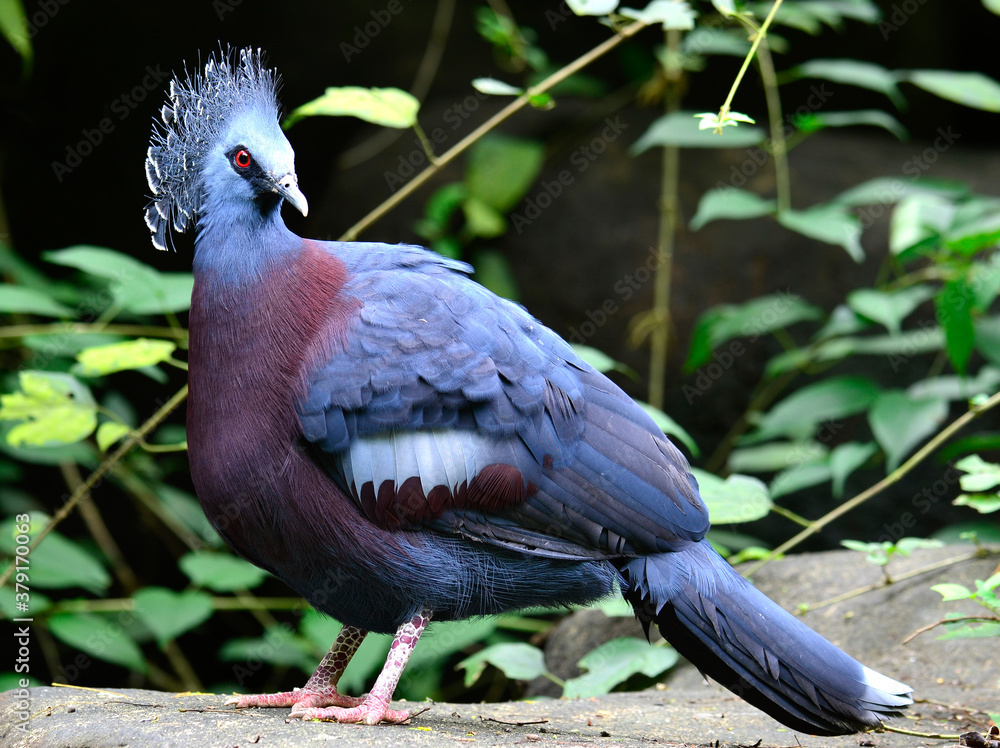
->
[144,47,279,250]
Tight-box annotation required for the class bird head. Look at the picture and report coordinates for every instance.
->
[144,47,308,251]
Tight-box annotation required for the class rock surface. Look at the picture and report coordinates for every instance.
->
[2,546,997,747]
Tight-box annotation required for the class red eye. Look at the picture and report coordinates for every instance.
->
[234,149,252,169]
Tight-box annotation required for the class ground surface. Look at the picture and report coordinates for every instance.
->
[2,546,996,747]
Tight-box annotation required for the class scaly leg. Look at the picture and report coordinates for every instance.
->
[288,607,432,725]
[226,624,368,710]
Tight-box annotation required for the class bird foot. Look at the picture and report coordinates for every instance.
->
[225,687,365,710]
[287,696,411,725]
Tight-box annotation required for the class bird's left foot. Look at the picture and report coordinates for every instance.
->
[288,695,411,725]
[225,687,364,710]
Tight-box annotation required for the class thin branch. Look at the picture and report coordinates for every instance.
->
[647,26,683,410]
[745,389,1000,576]
[715,0,784,122]
[754,39,790,212]
[338,20,649,241]
[0,385,189,588]
[882,725,960,740]
[902,614,999,645]
[797,549,996,614]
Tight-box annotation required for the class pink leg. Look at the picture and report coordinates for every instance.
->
[289,607,432,725]
[226,624,368,710]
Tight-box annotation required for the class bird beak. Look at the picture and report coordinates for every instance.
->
[274,173,309,217]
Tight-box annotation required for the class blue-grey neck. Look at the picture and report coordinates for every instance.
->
[193,192,301,285]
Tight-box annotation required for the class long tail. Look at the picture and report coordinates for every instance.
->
[619,540,913,736]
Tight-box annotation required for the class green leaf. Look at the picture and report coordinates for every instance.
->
[407,618,499,670]
[689,188,776,231]
[471,249,519,300]
[976,316,1000,367]
[789,60,904,106]
[937,620,1000,640]
[727,440,827,473]
[682,27,753,57]
[619,0,697,28]
[457,642,548,687]
[631,111,763,154]
[945,208,1000,256]
[908,367,1000,401]
[0,515,110,593]
[889,193,955,256]
[133,587,214,645]
[833,177,965,208]
[179,551,269,592]
[564,638,678,698]
[567,0,619,14]
[795,110,907,140]
[48,613,146,672]
[956,455,1000,492]
[829,441,877,497]
[572,344,632,375]
[770,460,833,499]
[846,285,935,335]
[710,0,736,15]
[685,293,822,371]
[220,627,315,671]
[690,469,771,524]
[462,198,506,239]
[0,371,96,447]
[936,279,976,374]
[96,422,130,451]
[466,135,544,213]
[284,87,420,128]
[905,70,1000,112]
[637,401,699,456]
[954,493,1000,514]
[471,77,524,96]
[868,391,948,471]
[970,258,1000,311]
[0,284,76,317]
[813,304,871,340]
[44,246,194,315]
[75,338,177,376]
[777,205,864,262]
[986,0,1000,14]
[156,485,221,547]
[746,376,880,443]
[125,273,195,316]
[299,609,343,655]
[0,0,31,64]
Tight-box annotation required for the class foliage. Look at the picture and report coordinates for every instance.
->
[1,0,999,709]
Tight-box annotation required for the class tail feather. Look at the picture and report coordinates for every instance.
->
[620,541,912,736]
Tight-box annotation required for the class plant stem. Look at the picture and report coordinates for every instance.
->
[715,0,784,122]
[338,20,649,241]
[648,26,683,410]
[797,549,995,614]
[744,389,1000,576]
[0,385,189,588]
[754,39,790,212]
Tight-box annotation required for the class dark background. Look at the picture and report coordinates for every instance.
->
[2,0,998,545]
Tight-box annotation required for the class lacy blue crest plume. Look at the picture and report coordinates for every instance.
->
[144,47,279,251]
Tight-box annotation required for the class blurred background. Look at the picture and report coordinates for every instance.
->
[1,0,998,701]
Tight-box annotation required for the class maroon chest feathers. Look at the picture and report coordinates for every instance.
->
[186,241,354,516]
